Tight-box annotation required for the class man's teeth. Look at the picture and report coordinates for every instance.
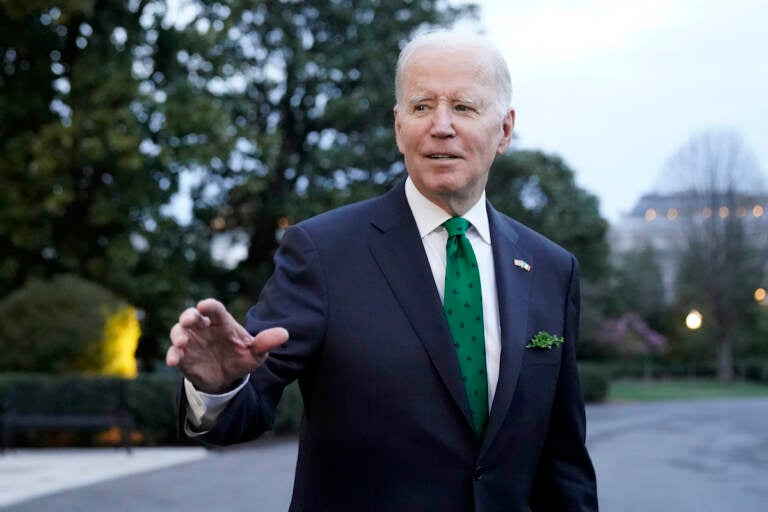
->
[429,154,455,159]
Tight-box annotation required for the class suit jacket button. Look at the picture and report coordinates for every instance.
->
[473,466,484,481]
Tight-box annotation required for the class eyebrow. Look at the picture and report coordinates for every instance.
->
[407,94,433,105]
[406,95,483,107]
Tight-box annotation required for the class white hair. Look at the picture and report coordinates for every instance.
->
[394,30,513,117]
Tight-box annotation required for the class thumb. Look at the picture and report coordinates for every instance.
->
[249,327,290,354]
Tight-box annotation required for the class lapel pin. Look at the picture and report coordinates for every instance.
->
[513,259,531,272]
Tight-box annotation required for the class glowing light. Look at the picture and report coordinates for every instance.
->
[756,288,767,303]
[718,206,730,218]
[645,208,657,221]
[702,207,712,219]
[100,306,140,377]
[667,208,678,220]
[685,309,703,330]
[754,205,765,218]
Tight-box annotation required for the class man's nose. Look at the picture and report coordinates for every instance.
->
[430,105,456,138]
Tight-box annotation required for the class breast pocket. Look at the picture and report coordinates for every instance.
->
[521,345,562,367]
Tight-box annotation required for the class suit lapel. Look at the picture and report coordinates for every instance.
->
[480,205,533,455]
[368,183,475,430]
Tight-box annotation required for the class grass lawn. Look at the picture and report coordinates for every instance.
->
[608,379,768,402]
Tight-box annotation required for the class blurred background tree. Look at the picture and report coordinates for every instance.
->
[487,150,609,280]
[662,130,767,380]
[180,0,478,314]
[486,150,611,354]
[3,2,762,389]
[0,0,228,367]
[0,0,477,366]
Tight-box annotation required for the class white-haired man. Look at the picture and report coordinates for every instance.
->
[168,31,598,511]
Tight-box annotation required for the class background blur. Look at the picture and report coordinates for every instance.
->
[0,0,766,449]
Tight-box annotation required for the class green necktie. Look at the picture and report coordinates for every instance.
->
[443,217,488,437]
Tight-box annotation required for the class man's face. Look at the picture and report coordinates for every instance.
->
[394,45,515,215]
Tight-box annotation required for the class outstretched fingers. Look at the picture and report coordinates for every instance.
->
[179,306,212,331]
[166,344,183,366]
[196,298,230,325]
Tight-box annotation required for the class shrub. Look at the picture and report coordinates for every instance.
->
[579,363,610,403]
[0,274,140,375]
[736,358,768,384]
[273,381,303,435]
[124,373,183,444]
[0,372,184,447]
[0,372,304,446]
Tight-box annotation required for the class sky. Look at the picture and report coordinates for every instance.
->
[463,0,768,221]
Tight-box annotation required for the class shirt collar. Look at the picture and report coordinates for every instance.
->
[404,177,491,244]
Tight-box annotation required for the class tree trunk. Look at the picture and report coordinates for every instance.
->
[717,333,734,381]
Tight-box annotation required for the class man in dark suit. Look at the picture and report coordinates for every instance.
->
[167,31,598,511]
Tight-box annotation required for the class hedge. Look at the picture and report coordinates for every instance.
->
[1,364,611,448]
[578,363,610,403]
[0,373,183,447]
[734,358,768,384]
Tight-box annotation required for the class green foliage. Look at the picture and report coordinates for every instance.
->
[664,130,767,379]
[675,216,765,378]
[272,381,303,435]
[486,150,612,355]
[0,372,183,446]
[487,150,610,281]
[0,274,129,373]
[578,363,610,403]
[607,244,666,323]
[124,372,183,445]
[526,331,565,349]
[736,358,768,384]
[0,0,477,366]
[739,306,768,357]
[0,1,232,364]
[608,378,768,402]
[185,0,478,296]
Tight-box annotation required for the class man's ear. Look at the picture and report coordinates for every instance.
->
[393,106,405,154]
[497,109,515,154]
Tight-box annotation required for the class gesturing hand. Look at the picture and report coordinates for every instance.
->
[166,298,289,394]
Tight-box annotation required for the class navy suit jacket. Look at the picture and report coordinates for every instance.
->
[188,180,598,511]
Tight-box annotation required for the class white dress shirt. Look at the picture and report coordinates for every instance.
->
[186,177,502,433]
[404,177,501,407]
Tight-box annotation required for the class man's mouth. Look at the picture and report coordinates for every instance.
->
[427,153,459,160]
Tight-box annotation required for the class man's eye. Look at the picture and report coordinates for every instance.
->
[455,104,472,112]
[414,105,427,112]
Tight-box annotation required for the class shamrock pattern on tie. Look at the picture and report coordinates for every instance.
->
[443,217,488,437]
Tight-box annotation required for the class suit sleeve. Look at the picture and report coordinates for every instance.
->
[183,224,328,446]
[529,256,599,511]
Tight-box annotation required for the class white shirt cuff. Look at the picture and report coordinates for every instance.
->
[183,375,249,436]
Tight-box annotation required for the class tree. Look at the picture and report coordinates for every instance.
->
[608,244,666,325]
[180,0,478,297]
[0,1,231,364]
[486,150,611,354]
[486,150,610,280]
[663,129,767,380]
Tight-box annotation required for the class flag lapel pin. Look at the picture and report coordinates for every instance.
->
[513,259,531,272]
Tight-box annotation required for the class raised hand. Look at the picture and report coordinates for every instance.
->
[166,298,289,394]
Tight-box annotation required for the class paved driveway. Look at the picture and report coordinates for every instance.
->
[588,398,768,511]
[3,398,767,511]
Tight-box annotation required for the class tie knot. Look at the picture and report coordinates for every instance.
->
[443,217,471,237]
